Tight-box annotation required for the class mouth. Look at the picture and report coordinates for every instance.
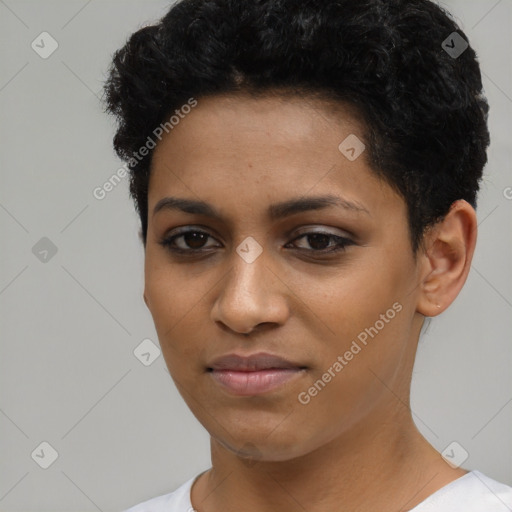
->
[207,352,307,396]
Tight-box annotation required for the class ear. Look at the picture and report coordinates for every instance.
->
[143,292,149,308]
[416,200,477,317]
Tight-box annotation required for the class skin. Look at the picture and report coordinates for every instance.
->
[143,93,477,512]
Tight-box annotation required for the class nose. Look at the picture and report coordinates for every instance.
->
[211,250,290,336]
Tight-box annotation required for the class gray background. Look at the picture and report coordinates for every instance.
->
[0,0,511,511]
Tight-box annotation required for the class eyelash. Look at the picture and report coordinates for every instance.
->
[158,228,354,256]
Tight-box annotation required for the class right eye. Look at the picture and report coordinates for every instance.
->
[159,229,220,254]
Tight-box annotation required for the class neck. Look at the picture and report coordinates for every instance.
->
[191,402,466,512]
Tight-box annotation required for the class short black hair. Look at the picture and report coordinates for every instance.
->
[103,0,490,251]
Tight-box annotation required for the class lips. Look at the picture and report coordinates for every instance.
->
[208,353,305,371]
[207,352,307,396]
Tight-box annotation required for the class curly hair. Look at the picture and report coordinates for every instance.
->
[103,0,490,251]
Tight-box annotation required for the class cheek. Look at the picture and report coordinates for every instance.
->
[302,251,410,342]
[294,253,413,407]
[144,259,205,361]
[292,313,410,451]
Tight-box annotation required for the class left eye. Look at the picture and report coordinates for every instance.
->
[287,232,354,252]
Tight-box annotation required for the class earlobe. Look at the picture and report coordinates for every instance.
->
[143,292,149,308]
[416,200,477,317]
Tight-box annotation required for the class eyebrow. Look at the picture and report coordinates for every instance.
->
[152,194,370,221]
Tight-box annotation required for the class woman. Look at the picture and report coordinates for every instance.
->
[104,0,512,510]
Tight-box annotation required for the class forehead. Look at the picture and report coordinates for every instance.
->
[148,93,403,223]
[154,94,364,160]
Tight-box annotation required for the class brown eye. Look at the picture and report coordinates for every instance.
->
[180,231,210,250]
[160,229,219,253]
[287,232,354,253]
[299,233,332,250]
[159,228,354,256]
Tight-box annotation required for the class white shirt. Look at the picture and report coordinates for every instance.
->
[123,470,512,512]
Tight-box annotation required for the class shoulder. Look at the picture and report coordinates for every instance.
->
[122,475,197,512]
[412,470,512,511]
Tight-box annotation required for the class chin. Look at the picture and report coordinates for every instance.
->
[212,423,319,463]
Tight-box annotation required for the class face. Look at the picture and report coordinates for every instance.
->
[144,93,426,462]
